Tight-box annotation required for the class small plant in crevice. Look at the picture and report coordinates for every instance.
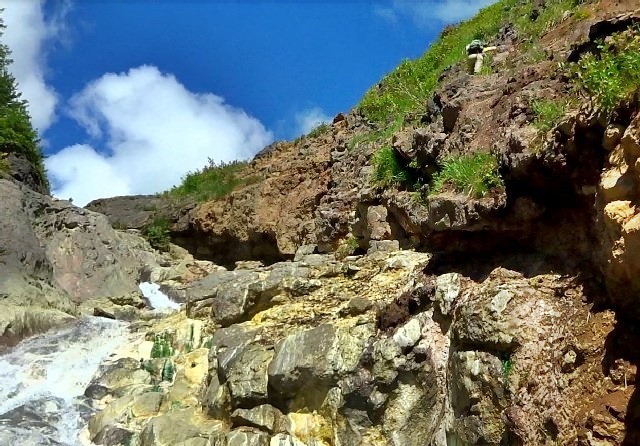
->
[170,400,185,411]
[150,333,173,359]
[184,324,195,353]
[307,122,331,139]
[501,357,514,391]
[372,146,415,188]
[570,28,640,117]
[143,218,171,252]
[336,236,360,260]
[431,151,503,198]
[531,98,568,133]
[161,359,175,382]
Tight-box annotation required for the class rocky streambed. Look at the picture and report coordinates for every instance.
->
[1,245,629,446]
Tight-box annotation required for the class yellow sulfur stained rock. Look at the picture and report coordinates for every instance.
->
[603,201,636,233]
[599,166,635,203]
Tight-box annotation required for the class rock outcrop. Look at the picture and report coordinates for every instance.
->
[0,178,176,344]
[89,247,629,445]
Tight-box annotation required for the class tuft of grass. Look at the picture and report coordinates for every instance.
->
[143,218,171,252]
[336,236,360,260]
[512,0,581,41]
[371,146,413,188]
[570,28,640,116]
[431,151,503,198]
[572,5,592,21]
[531,98,567,133]
[348,118,403,153]
[501,357,514,389]
[167,157,258,203]
[150,333,173,359]
[307,122,331,138]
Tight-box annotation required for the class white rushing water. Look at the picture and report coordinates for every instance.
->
[0,317,130,446]
[139,281,181,311]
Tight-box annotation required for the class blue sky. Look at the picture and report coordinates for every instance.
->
[2,0,494,205]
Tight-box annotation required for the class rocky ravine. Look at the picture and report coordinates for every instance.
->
[2,1,640,446]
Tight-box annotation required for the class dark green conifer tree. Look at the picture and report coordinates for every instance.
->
[0,13,49,192]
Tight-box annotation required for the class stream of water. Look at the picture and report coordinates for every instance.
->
[0,317,130,445]
[0,283,179,445]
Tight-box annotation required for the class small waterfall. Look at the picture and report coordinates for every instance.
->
[0,317,130,445]
[139,281,181,311]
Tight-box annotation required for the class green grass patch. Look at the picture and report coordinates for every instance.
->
[150,333,173,358]
[431,151,503,198]
[512,0,585,41]
[356,0,590,126]
[348,118,403,152]
[336,236,360,260]
[143,218,171,252]
[531,98,567,133]
[167,158,257,202]
[358,1,514,124]
[307,122,330,138]
[570,28,640,116]
[372,146,414,188]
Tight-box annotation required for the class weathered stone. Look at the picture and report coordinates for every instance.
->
[89,394,136,440]
[231,404,289,435]
[93,426,135,446]
[166,348,209,407]
[392,318,422,350]
[602,124,625,151]
[218,343,274,408]
[226,429,270,446]
[367,240,400,254]
[621,117,640,161]
[345,297,373,316]
[91,357,152,397]
[294,244,318,261]
[448,351,506,445]
[140,408,222,446]
[433,273,461,316]
[131,391,163,417]
[599,167,635,203]
[268,324,372,402]
[203,372,231,420]
[269,434,308,446]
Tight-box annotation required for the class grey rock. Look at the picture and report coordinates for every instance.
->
[218,343,274,408]
[226,429,270,446]
[345,297,373,316]
[434,273,461,316]
[140,408,221,446]
[268,324,372,401]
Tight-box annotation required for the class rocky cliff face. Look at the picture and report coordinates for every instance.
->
[0,175,188,345]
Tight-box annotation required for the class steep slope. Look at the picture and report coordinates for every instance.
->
[83,1,640,444]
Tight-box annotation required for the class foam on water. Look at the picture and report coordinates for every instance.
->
[0,317,130,445]
[139,281,181,311]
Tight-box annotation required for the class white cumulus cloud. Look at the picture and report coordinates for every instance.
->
[46,65,273,206]
[2,0,67,131]
[377,0,497,29]
[294,107,331,136]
